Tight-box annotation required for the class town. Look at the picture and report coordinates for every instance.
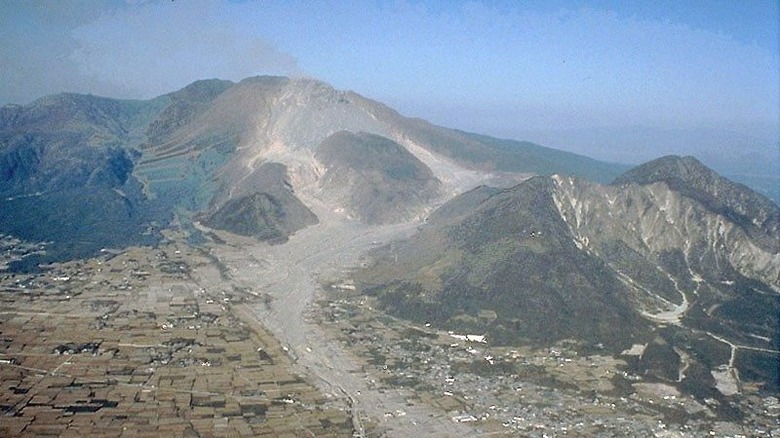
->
[314,288,780,437]
[1,229,778,437]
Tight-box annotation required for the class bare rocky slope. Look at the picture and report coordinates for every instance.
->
[315,131,441,223]
[0,76,627,268]
[354,156,780,402]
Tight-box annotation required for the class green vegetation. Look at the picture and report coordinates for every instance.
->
[359,177,647,350]
[203,190,317,242]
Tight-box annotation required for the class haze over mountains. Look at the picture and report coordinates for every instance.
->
[0,76,629,265]
[1,76,778,404]
[513,125,780,203]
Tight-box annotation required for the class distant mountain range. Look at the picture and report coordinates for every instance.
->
[513,125,780,203]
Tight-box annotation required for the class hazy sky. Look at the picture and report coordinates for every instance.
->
[1,0,778,165]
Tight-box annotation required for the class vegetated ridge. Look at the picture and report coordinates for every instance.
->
[354,155,779,400]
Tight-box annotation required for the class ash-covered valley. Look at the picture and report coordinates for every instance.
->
[1,76,778,437]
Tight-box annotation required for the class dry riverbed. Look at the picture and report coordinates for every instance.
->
[196,216,483,437]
